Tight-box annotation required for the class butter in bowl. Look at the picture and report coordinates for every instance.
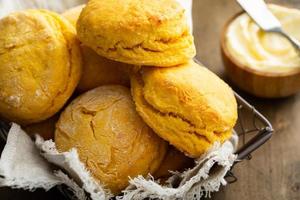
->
[221,4,300,98]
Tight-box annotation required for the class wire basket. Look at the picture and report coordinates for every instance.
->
[0,92,273,198]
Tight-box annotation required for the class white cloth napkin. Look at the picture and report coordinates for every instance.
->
[118,137,237,200]
[0,124,87,199]
[0,124,61,190]
[0,123,237,200]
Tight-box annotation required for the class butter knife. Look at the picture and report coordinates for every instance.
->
[237,0,300,52]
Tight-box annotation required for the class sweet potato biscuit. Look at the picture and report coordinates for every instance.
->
[131,61,237,157]
[77,0,196,66]
[63,5,130,92]
[55,85,167,194]
[0,10,82,124]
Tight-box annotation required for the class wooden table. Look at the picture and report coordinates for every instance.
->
[194,1,300,200]
[1,0,300,199]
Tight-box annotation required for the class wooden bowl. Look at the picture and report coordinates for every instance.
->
[221,12,300,98]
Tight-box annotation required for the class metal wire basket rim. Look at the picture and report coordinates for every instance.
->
[234,92,273,131]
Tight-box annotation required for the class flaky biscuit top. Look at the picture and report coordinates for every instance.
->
[77,0,196,67]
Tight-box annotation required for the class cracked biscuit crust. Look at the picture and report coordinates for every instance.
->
[130,61,238,158]
[77,0,196,67]
[55,85,167,194]
[0,10,82,124]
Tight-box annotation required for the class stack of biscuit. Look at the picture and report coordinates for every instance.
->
[0,0,238,195]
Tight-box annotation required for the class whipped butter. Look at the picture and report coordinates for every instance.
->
[226,4,300,73]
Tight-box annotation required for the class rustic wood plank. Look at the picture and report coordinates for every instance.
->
[193,0,300,199]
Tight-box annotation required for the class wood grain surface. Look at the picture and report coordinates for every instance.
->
[194,1,300,200]
[1,0,300,199]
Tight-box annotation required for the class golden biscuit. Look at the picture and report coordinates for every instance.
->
[131,61,238,158]
[62,5,130,92]
[24,115,58,140]
[0,10,82,124]
[62,5,86,27]
[77,0,196,67]
[154,146,194,179]
[55,85,167,194]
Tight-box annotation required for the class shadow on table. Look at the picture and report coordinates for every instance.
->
[0,187,66,200]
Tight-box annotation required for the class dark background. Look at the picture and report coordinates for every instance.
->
[1,0,300,199]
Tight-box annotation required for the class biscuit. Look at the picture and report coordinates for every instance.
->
[55,85,167,194]
[0,10,82,124]
[62,4,85,27]
[62,5,130,92]
[24,115,58,140]
[154,146,194,179]
[77,0,196,66]
[130,61,237,157]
